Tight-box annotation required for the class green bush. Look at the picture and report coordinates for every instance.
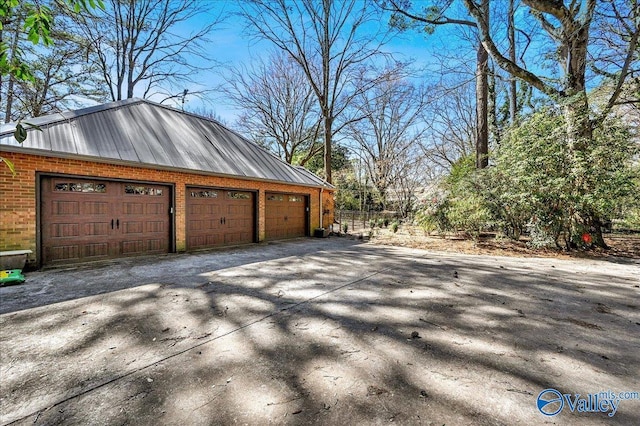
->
[414,109,638,249]
[342,223,348,233]
[415,197,450,233]
[369,219,376,229]
[417,155,492,237]
[489,109,638,247]
[391,221,399,233]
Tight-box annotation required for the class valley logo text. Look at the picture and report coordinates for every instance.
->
[537,388,639,417]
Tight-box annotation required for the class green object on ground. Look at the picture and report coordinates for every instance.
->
[0,269,25,285]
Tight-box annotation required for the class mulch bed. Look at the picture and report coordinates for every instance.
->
[360,226,640,260]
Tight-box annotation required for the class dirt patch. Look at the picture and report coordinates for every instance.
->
[357,225,640,260]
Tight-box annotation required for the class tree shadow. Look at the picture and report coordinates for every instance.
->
[1,241,638,425]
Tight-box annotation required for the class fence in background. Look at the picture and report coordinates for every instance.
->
[334,210,402,233]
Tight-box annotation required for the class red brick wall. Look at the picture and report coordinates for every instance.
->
[0,152,334,265]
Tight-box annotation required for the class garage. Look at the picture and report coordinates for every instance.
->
[41,176,171,266]
[1,99,334,269]
[265,192,308,240]
[186,187,255,250]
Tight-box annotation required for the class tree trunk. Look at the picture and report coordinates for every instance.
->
[563,92,608,248]
[475,0,489,169]
[4,27,20,123]
[475,38,489,169]
[508,0,517,124]
[324,116,332,183]
[561,21,606,247]
[488,65,500,145]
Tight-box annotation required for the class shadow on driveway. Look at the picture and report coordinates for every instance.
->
[0,238,345,315]
[1,238,639,425]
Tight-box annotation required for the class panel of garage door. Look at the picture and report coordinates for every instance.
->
[186,188,254,250]
[119,183,171,256]
[265,193,307,240]
[41,177,170,266]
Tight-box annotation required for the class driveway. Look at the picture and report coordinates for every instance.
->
[1,238,639,425]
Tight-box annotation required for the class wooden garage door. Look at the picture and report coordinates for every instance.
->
[41,177,171,266]
[186,188,255,250]
[265,193,307,240]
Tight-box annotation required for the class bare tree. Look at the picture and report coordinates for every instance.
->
[345,70,428,209]
[221,52,322,166]
[72,0,221,102]
[388,145,430,217]
[421,79,476,172]
[239,0,393,183]
[383,0,491,169]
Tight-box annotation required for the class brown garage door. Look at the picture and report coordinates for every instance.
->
[265,193,307,240]
[41,177,171,266]
[186,188,255,250]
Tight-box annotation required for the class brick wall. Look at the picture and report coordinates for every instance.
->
[0,152,334,265]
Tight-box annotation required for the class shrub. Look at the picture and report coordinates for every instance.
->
[416,155,492,237]
[391,221,399,233]
[342,223,348,233]
[491,109,638,248]
[383,218,390,227]
[369,219,376,229]
[414,109,638,249]
[415,197,450,233]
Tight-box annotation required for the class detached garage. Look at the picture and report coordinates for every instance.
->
[0,99,334,268]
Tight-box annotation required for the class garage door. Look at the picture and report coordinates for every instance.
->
[265,193,307,240]
[41,177,171,266]
[186,188,255,250]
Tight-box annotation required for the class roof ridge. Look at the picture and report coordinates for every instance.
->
[0,99,332,189]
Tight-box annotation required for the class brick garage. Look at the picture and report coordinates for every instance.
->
[0,99,334,268]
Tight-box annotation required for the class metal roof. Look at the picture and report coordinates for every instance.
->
[0,98,333,189]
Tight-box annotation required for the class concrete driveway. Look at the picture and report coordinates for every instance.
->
[1,238,639,425]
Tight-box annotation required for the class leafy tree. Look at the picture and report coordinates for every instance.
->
[417,109,638,248]
[4,5,107,121]
[487,109,638,248]
[0,0,103,173]
[462,0,639,247]
[415,154,491,236]
[333,169,362,211]
[305,143,350,177]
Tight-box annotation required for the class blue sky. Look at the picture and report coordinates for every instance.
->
[165,0,476,124]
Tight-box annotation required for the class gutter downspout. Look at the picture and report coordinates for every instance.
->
[319,187,323,229]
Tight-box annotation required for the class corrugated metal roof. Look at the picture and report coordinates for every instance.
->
[0,99,333,188]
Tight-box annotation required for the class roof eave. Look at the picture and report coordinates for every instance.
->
[0,145,334,190]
